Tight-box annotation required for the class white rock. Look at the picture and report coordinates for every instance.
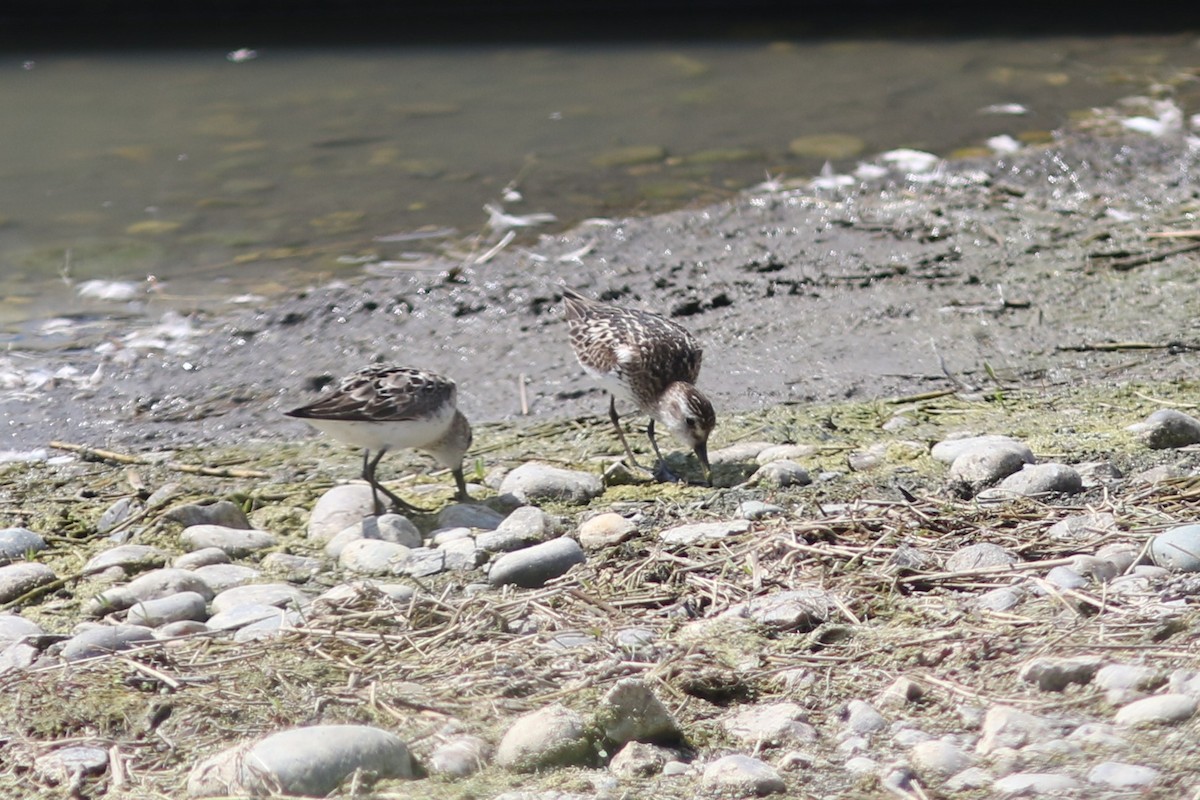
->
[945,766,993,791]
[1087,761,1159,788]
[339,539,412,574]
[976,706,1054,755]
[1150,525,1200,571]
[709,441,775,465]
[844,700,886,734]
[436,502,506,530]
[180,524,277,556]
[933,435,1032,464]
[979,463,1082,499]
[82,544,168,575]
[498,463,604,504]
[126,591,209,627]
[749,460,812,487]
[186,724,413,796]
[757,444,817,464]
[307,484,377,542]
[209,583,310,615]
[700,755,785,796]
[578,512,637,549]
[992,772,1080,794]
[1114,693,1196,726]
[191,564,260,593]
[495,704,592,771]
[173,547,230,570]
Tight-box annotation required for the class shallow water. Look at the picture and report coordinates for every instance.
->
[1,36,1197,329]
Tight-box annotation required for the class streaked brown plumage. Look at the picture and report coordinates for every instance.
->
[562,287,715,482]
[285,365,472,514]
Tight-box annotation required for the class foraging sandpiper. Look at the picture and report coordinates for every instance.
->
[285,365,472,515]
[561,287,715,483]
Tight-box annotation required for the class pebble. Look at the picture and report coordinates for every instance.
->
[173,547,230,570]
[945,543,1016,572]
[0,562,57,604]
[709,441,775,465]
[596,678,681,745]
[701,755,786,796]
[495,704,593,771]
[209,583,310,615]
[166,499,251,529]
[431,527,472,545]
[60,624,155,661]
[1018,656,1102,691]
[1095,664,1163,694]
[307,485,376,542]
[488,537,586,588]
[191,564,261,593]
[932,434,1034,464]
[1043,566,1088,589]
[1074,461,1123,487]
[722,702,817,746]
[659,519,751,545]
[1150,524,1200,571]
[992,772,1081,794]
[843,756,878,775]
[235,608,301,642]
[980,463,1082,499]
[736,500,784,520]
[96,496,142,535]
[577,512,637,549]
[608,741,679,778]
[749,460,812,487]
[207,603,288,631]
[126,591,209,627]
[155,620,208,639]
[877,676,925,708]
[976,706,1054,754]
[339,539,412,574]
[428,735,492,777]
[83,544,169,576]
[947,443,1032,496]
[0,613,43,646]
[325,514,422,558]
[724,588,832,631]
[186,724,413,796]
[911,739,974,780]
[944,766,993,791]
[1046,512,1119,543]
[498,463,604,504]
[486,505,553,549]
[436,502,506,531]
[1126,408,1200,449]
[1113,693,1197,725]
[1087,761,1159,788]
[0,527,48,563]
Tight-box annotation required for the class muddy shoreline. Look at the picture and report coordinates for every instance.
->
[4,128,1199,455]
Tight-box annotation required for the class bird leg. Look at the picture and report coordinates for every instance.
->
[608,396,649,472]
[362,449,430,516]
[452,466,471,502]
[645,419,682,483]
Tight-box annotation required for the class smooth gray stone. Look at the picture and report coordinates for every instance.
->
[324,513,421,558]
[84,544,168,575]
[1150,525,1200,572]
[173,547,230,570]
[186,724,413,796]
[1087,761,1160,788]
[1046,512,1120,543]
[89,568,214,616]
[993,772,1081,794]
[191,564,261,593]
[701,755,786,796]
[307,485,376,543]
[210,583,310,615]
[166,499,251,529]
[493,506,552,543]
[488,538,586,588]
[947,442,1033,495]
[61,625,155,661]
[181,524,277,556]
[340,539,412,574]
[126,591,209,627]
[737,500,784,520]
[436,503,506,531]
[0,640,39,673]
[1045,566,1088,589]
[932,435,1034,464]
[1114,694,1197,725]
[723,588,831,631]
[0,527,48,564]
[980,463,1082,499]
[495,704,592,771]
[845,699,887,734]
[1127,408,1200,449]
[498,463,604,504]
[0,562,56,604]
[911,739,975,780]
[154,620,209,639]
[0,613,43,646]
[431,527,472,545]
[709,441,775,465]
[234,609,303,642]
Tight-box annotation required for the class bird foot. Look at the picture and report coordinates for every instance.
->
[651,461,683,483]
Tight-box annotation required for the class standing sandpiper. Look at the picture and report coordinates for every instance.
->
[561,287,715,483]
[285,365,473,515]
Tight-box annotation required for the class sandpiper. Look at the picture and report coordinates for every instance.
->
[561,287,715,483]
[284,365,472,515]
